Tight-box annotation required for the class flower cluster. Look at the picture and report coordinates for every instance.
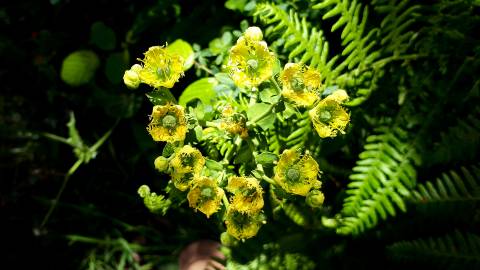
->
[309,90,350,138]
[226,27,276,88]
[129,26,350,241]
[224,176,265,239]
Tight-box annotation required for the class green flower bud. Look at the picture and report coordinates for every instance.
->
[244,26,263,41]
[123,64,142,89]
[220,232,238,247]
[305,189,325,208]
[154,156,169,172]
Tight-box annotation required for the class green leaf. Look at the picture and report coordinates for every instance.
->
[90,21,116,51]
[162,143,176,158]
[225,0,247,11]
[60,50,100,87]
[179,78,218,107]
[206,159,223,171]
[66,112,83,148]
[105,51,129,84]
[247,103,275,130]
[166,39,194,71]
[255,152,278,167]
[146,89,177,105]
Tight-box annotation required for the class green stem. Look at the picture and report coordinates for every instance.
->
[269,77,282,94]
[42,132,72,146]
[222,194,230,208]
[261,175,277,186]
[40,158,84,228]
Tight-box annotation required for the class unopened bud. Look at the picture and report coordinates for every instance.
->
[244,27,263,41]
[306,189,325,208]
[123,65,142,89]
[154,156,169,172]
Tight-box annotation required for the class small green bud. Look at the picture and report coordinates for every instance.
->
[306,189,325,208]
[154,156,169,172]
[220,232,238,247]
[138,185,151,198]
[123,64,142,89]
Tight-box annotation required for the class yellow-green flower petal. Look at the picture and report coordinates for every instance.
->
[279,63,320,107]
[274,149,321,196]
[309,90,350,138]
[170,145,205,191]
[225,207,264,240]
[137,46,184,89]
[227,176,264,214]
[226,28,275,88]
[187,177,224,218]
[147,104,188,142]
[219,105,248,138]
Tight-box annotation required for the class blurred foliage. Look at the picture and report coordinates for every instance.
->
[1,0,480,269]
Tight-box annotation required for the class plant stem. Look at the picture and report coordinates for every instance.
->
[40,158,84,229]
[269,77,282,94]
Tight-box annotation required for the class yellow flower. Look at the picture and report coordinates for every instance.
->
[170,145,205,191]
[187,177,225,218]
[219,105,248,138]
[147,104,187,143]
[279,63,321,107]
[274,149,321,196]
[227,176,264,214]
[309,90,350,138]
[225,207,264,240]
[137,46,184,89]
[226,28,275,88]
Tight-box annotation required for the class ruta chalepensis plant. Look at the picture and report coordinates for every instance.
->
[126,27,341,241]
[125,0,480,268]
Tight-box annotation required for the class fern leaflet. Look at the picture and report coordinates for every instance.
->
[337,127,418,235]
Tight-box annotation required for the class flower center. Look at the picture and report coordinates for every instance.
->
[156,66,170,79]
[286,168,300,182]
[162,115,177,128]
[319,111,332,123]
[247,59,258,70]
[290,77,305,92]
[201,187,214,198]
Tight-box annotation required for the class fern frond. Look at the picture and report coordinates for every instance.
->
[411,165,480,213]
[373,0,421,56]
[337,127,418,235]
[282,202,310,227]
[388,231,480,269]
[426,109,480,166]
[255,3,337,86]
[313,0,380,72]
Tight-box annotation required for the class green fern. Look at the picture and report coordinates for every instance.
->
[426,109,480,166]
[411,165,480,217]
[388,231,480,269]
[373,0,421,56]
[254,3,338,86]
[313,0,380,72]
[337,127,418,235]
